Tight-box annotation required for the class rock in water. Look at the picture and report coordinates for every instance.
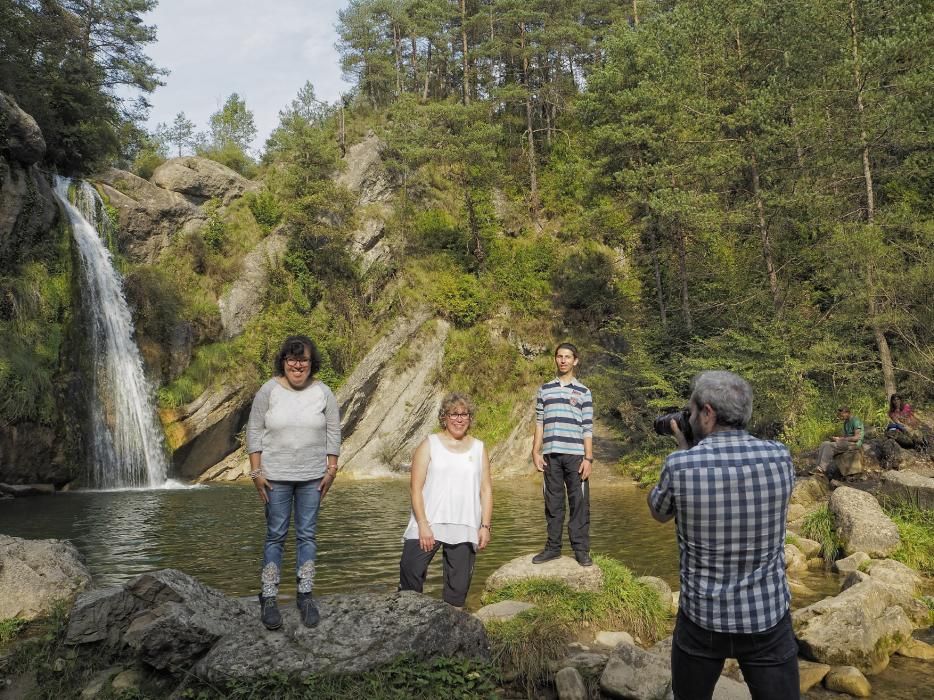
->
[0,535,91,621]
[485,554,604,593]
[824,666,871,697]
[64,569,488,684]
[829,487,900,557]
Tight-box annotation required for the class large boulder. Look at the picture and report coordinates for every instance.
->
[878,469,934,510]
[485,554,604,594]
[217,230,288,338]
[337,317,448,474]
[96,168,202,262]
[0,159,58,269]
[790,476,830,508]
[151,157,257,205]
[829,486,900,557]
[160,383,252,479]
[792,579,917,674]
[600,641,751,700]
[0,91,45,164]
[65,569,488,683]
[0,535,92,621]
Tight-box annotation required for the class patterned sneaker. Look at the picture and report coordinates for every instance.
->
[258,595,282,630]
[297,592,320,628]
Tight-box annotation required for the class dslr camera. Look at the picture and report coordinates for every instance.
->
[653,407,695,446]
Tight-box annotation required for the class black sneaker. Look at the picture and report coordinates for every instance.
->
[532,549,560,564]
[296,592,320,628]
[259,595,282,630]
[574,551,593,567]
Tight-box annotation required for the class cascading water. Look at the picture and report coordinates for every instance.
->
[53,176,169,489]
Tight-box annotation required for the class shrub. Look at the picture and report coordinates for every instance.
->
[801,506,841,563]
[434,271,489,328]
[245,189,283,232]
[881,500,934,575]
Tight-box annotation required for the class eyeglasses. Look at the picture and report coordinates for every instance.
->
[286,357,310,367]
[447,412,471,420]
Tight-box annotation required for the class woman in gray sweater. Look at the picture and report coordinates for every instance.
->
[246,335,340,630]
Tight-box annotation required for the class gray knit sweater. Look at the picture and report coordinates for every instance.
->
[246,378,341,481]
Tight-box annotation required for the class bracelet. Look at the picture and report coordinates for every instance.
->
[480,523,491,530]
[583,456,593,462]
[325,466,338,477]
[249,469,264,480]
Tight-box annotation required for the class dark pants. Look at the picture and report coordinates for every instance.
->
[398,539,476,607]
[542,453,590,553]
[671,609,800,700]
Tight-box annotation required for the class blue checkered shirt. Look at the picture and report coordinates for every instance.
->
[649,430,794,633]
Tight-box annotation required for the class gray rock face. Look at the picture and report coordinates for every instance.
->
[0,92,46,164]
[0,421,70,485]
[0,535,91,620]
[218,230,288,338]
[335,134,393,206]
[879,469,934,509]
[485,554,604,594]
[161,383,252,479]
[337,316,449,474]
[600,642,751,700]
[792,579,916,674]
[474,600,535,622]
[0,158,58,268]
[65,569,488,683]
[151,157,257,205]
[555,666,588,700]
[833,552,870,575]
[829,486,900,557]
[96,168,202,263]
[791,477,830,508]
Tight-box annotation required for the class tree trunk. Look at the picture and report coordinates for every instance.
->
[410,34,419,91]
[676,224,692,334]
[648,223,667,326]
[393,23,403,96]
[460,0,470,105]
[520,23,539,218]
[632,1,639,26]
[422,42,432,101]
[465,186,484,265]
[749,151,781,309]
[849,0,895,395]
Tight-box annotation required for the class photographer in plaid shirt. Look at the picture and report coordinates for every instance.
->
[648,371,799,700]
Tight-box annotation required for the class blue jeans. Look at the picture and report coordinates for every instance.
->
[671,609,799,700]
[262,479,322,596]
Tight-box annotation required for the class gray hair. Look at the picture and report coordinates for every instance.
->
[690,371,753,429]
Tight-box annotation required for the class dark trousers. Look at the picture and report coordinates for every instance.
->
[671,609,800,700]
[398,539,476,607]
[543,453,590,553]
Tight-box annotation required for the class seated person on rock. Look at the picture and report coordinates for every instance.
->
[886,394,917,434]
[814,406,863,476]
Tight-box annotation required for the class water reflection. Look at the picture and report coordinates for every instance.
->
[0,478,679,608]
[1,477,929,697]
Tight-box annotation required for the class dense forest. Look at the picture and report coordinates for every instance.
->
[2,0,932,462]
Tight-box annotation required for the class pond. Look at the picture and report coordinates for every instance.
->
[1,476,929,698]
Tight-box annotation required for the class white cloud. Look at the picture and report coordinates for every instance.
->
[142,0,351,153]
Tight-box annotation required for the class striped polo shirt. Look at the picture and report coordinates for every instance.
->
[649,430,794,633]
[535,378,593,455]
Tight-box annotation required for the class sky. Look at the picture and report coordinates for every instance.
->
[142,0,352,153]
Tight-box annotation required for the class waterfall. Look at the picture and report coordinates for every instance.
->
[53,177,169,489]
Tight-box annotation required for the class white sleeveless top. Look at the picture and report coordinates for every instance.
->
[403,434,484,547]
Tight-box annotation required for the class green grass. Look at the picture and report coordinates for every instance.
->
[615,453,664,489]
[480,556,669,695]
[881,500,934,575]
[179,656,497,700]
[0,617,26,645]
[801,506,841,563]
[482,608,570,696]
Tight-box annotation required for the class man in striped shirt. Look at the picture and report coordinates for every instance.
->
[530,343,594,567]
[648,371,799,700]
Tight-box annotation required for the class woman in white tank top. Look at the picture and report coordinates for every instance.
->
[398,393,493,608]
